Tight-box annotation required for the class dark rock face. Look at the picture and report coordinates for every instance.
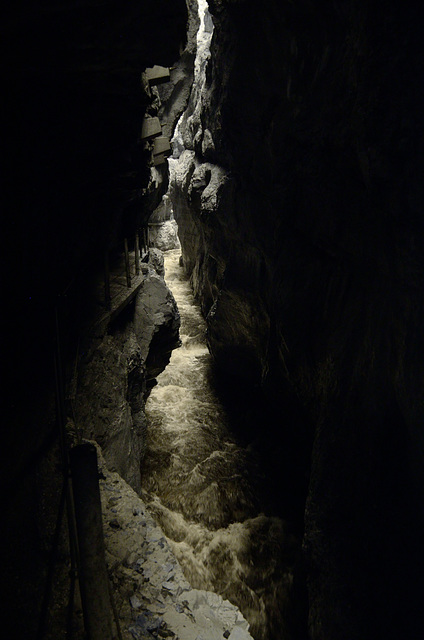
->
[74,333,147,492]
[171,1,424,638]
[74,265,180,493]
[4,1,188,303]
[3,0,189,463]
[133,265,181,384]
[148,247,166,276]
[158,0,201,141]
[2,3,188,638]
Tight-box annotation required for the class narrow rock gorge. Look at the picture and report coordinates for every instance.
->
[2,1,424,639]
[169,1,424,638]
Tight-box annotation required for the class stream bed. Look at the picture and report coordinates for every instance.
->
[141,248,304,640]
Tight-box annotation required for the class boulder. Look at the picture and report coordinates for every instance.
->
[149,220,181,251]
[74,267,180,492]
[148,247,165,277]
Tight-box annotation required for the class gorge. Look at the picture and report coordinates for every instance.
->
[2,1,424,639]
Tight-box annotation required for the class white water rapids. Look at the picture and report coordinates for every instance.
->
[142,249,302,640]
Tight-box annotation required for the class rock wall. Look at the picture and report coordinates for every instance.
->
[170,1,424,638]
[158,1,201,141]
[148,220,181,251]
[4,0,188,306]
[3,0,189,484]
[74,260,180,493]
[97,444,254,640]
[2,3,189,636]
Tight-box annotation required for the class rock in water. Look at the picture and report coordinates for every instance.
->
[149,220,180,251]
[148,248,166,277]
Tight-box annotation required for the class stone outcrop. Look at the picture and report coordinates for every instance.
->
[97,445,253,640]
[133,264,181,384]
[2,3,191,638]
[74,261,180,493]
[148,221,181,252]
[147,248,166,277]
[157,1,201,141]
[169,1,424,639]
[74,333,147,493]
[148,195,181,251]
[149,194,174,223]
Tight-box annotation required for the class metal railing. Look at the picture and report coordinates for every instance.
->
[104,228,150,311]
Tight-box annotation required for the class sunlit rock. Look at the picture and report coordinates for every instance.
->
[74,334,147,493]
[202,127,216,160]
[74,268,180,492]
[149,221,180,251]
[134,268,181,384]
[147,247,165,277]
[157,0,201,141]
[96,445,254,640]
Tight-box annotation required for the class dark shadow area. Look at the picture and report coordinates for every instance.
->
[210,364,313,534]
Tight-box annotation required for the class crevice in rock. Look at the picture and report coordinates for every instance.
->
[138,4,312,638]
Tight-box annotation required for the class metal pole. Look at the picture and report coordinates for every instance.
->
[135,234,140,275]
[52,305,81,637]
[104,250,111,310]
[36,477,67,640]
[108,579,124,640]
[143,228,147,253]
[70,444,113,640]
[54,306,67,459]
[66,561,77,640]
[124,238,131,287]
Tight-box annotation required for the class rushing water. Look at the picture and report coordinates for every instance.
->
[142,249,304,640]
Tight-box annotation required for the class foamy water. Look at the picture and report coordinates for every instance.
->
[142,250,301,640]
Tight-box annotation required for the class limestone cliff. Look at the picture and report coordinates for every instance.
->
[170,1,424,638]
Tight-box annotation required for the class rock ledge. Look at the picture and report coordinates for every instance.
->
[97,445,253,640]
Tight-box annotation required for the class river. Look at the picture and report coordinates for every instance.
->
[141,249,305,640]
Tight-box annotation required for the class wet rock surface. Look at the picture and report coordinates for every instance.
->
[74,262,180,493]
[134,265,181,385]
[148,221,181,252]
[74,332,147,493]
[97,446,253,640]
[148,248,166,278]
